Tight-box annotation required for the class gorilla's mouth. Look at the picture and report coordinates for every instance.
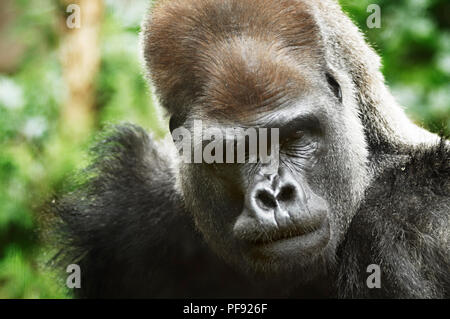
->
[252,221,323,245]
[244,220,330,258]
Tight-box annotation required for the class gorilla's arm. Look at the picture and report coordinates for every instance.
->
[338,140,450,298]
[50,124,252,298]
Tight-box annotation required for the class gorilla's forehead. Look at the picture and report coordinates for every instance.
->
[198,37,323,119]
[153,0,320,40]
[145,0,324,117]
[148,0,320,40]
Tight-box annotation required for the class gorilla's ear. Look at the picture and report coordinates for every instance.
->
[169,116,177,134]
[169,115,183,134]
[326,73,342,103]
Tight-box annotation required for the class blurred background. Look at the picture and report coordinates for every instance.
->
[0,0,448,298]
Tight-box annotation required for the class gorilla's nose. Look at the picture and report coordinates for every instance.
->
[234,168,329,244]
[254,180,298,211]
[246,170,308,229]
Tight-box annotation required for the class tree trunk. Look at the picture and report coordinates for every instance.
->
[59,0,104,138]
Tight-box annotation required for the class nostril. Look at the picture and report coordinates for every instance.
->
[255,190,277,210]
[277,185,296,203]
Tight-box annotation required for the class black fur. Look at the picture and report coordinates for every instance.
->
[50,125,274,298]
[48,124,449,298]
[338,140,450,298]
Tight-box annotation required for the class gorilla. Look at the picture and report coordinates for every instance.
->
[49,0,449,298]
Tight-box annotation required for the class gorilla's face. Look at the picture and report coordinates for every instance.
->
[146,0,369,280]
[174,65,369,280]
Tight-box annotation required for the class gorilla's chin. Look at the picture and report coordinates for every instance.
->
[228,221,333,281]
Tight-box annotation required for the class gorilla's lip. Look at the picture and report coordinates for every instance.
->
[247,221,330,256]
[252,222,322,245]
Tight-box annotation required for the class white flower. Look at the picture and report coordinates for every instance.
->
[23,116,47,139]
[0,77,25,110]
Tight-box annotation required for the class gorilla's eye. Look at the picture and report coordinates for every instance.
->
[326,73,342,103]
[281,130,304,147]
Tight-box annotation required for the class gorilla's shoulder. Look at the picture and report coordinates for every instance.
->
[46,124,211,298]
[403,138,450,187]
[47,124,189,265]
[61,123,180,213]
[87,123,169,176]
[359,138,449,232]
[338,139,449,298]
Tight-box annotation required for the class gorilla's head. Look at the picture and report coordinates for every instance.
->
[174,78,369,281]
[143,0,429,281]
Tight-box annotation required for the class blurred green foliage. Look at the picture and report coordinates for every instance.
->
[341,0,450,133]
[0,0,448,298]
